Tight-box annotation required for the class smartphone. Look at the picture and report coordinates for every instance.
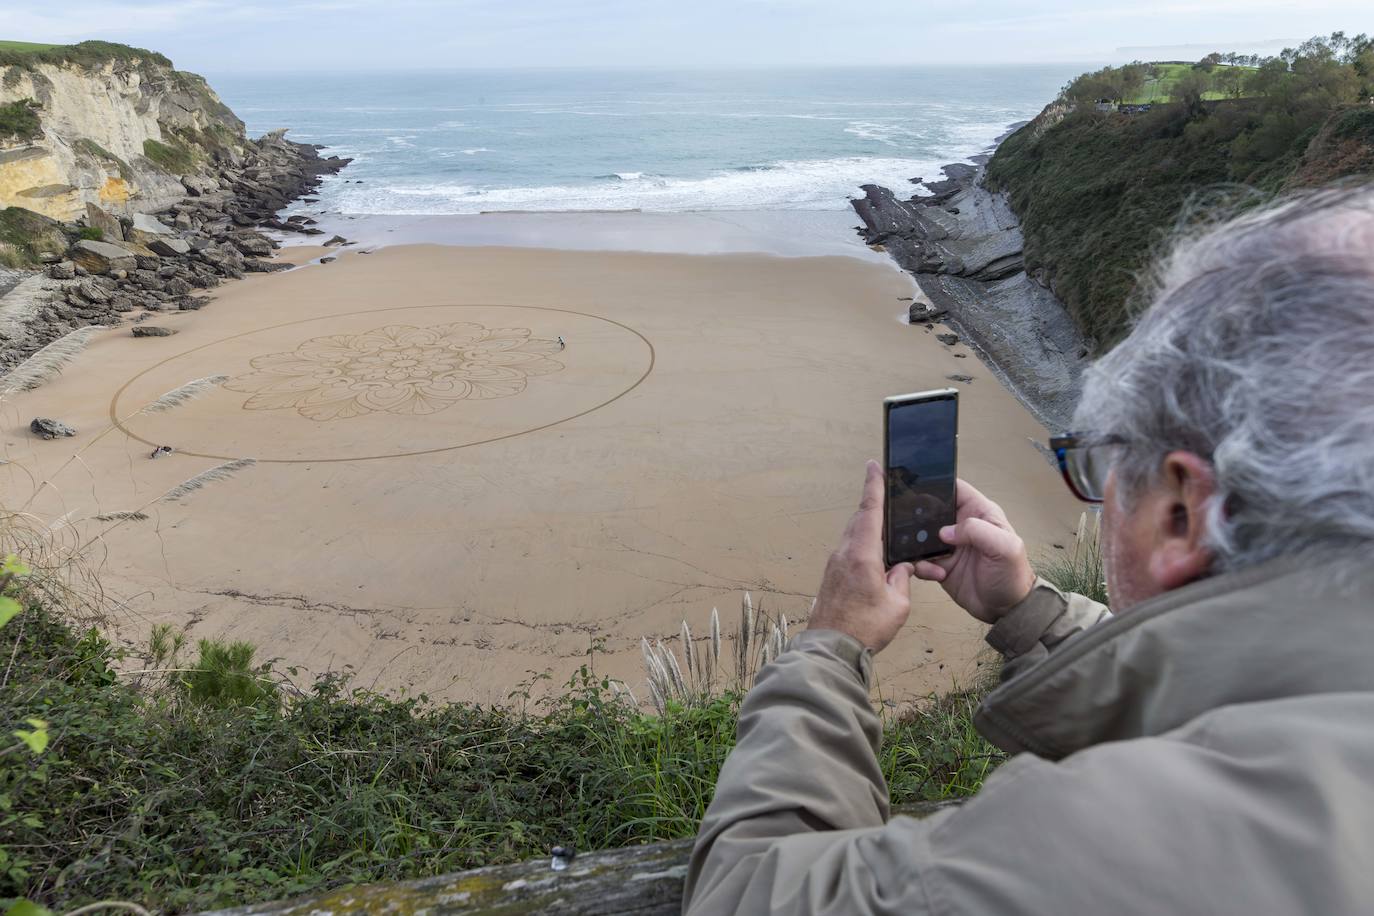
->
[883,388,959,566]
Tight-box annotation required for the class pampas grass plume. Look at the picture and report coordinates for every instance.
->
[0,327,102,395]
[140,375,229,414]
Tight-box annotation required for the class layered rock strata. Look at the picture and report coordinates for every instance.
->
[851,150,1088,431]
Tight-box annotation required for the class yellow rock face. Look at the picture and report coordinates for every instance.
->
[0,148,82,221]
[99,176,131,205]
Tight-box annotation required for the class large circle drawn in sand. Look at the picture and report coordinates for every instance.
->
[110,304,654,463]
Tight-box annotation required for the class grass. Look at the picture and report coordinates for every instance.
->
[0,40,172,69]
[141,137,198,174]
[1037,511,1108,606]
[75,139,134,180]
[0,594,1015,914]
[0,207,69,269]
[1122,63,1248,104]
[0,41,61,53]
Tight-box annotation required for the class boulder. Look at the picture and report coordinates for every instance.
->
[936,333,960,346]
[243,258,289,273]
[148,236,191,257]
[230,233,274,257]
[323,235,347,247]
[181,174,220,197]
[47,261,76,280]
[132,326,176,337]
[70,240,137,275]
[85,203,124,243]
[77,279,111,303]
[30,418,76,440]
[131,214,177,236]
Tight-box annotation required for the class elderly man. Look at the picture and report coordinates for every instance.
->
[684,187,1374,914]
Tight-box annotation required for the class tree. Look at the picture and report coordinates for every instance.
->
[1194,52,1223,72]
[1172,70,1212,117]
[1246,57,1291,98]
[1214,66,1247,99]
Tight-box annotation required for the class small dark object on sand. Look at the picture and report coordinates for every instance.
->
[150,445,175,459]
[320,256,336,264]
[937,333,960,346]
[946,374,974,384]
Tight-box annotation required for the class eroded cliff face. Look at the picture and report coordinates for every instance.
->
[0,54,248,221]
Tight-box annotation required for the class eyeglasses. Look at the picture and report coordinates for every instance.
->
[1049,433,1124,503]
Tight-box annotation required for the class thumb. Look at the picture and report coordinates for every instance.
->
[885,562,914,595]
[942,517,1021,561]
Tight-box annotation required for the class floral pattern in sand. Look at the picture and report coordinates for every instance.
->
[226,322,565,421]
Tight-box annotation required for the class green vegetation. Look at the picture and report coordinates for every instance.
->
[0,40,172,69]
[74,138,134,180]
[988,32,1374,348]
[142,136,198,174]
[0,207,68,268]
[1,597,1005,913]
[0,41,60,54]
[74,226,103,242]
[0,98,41,142]
[1038,511,1108,606]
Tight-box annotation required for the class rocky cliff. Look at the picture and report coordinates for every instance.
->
[0,43,247,221]
[852,141,1089,432]
[0,42,350,367]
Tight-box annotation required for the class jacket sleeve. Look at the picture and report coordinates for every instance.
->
[683,629,953,915]
[984,577,1111,681]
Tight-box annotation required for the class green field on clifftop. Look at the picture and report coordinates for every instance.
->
[0,40,172,68]
[988,33,1374,349]
[0,40,62,53]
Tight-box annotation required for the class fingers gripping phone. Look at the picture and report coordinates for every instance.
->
[883,388,958,566]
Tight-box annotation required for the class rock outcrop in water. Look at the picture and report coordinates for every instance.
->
[851,138,1088,431]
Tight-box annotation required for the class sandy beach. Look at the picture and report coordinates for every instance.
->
[4,238,1084,705]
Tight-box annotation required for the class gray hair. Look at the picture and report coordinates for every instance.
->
[1074,184,1374,571]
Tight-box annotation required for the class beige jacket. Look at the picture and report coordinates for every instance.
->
[684,555,1374,914]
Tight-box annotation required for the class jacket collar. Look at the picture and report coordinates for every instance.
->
[974,552,1374,760]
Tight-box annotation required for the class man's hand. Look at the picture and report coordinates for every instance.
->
[913,479,1036,624]
[808,460,913,653]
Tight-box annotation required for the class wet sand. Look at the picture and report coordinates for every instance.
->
[3,243,1084,705]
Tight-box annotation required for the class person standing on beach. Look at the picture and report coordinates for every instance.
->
[683,187,1374,914]
[558,336,565,350]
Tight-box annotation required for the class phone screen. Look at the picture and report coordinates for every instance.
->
[884,391,958,565]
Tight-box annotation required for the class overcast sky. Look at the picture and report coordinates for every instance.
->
[4,0,1369,71]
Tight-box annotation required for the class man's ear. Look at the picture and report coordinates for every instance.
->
[1146,451,1217,590]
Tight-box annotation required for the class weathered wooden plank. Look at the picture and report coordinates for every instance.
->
[203,801,960,915]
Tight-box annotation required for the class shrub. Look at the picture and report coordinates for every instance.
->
[0,98,40,142]
[75,226,102,242]
[0,207,68,267]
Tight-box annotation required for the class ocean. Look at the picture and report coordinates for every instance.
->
[209,66,1079,217]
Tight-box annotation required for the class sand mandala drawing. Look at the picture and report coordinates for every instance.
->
[225,322,565,421]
